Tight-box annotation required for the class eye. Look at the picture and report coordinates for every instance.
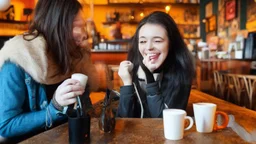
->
[154,39,163,43]
[139,40,146,44]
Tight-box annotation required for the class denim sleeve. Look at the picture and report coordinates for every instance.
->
[0,62,65,138]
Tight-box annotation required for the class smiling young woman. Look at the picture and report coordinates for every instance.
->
[117,11,195,118]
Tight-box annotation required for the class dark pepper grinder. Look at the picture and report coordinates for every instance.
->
[99,89,116,133]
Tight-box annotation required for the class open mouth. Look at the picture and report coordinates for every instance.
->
[148,53,160,61]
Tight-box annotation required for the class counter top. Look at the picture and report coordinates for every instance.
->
[200,58,255,62]
[21,90,256,143]
[20,118,248,144]
[91,49,128,53]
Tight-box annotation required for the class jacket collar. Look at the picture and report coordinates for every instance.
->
[0,35,99,90]
[137,66,161,83]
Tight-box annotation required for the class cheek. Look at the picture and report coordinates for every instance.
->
[73,27,82,38]
[138,45,145,57]
[162,44,169,55]
[160,44,169,60]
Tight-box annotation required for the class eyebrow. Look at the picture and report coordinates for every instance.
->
[139,36,164,39]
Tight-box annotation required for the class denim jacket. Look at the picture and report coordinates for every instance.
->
[0,61,66,138]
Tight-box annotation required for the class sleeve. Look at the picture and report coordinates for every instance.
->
[117,85,136,117]
[165,84,191,110]
[146,82,191,118]
[0,62,65,138]
[145,81,165,118]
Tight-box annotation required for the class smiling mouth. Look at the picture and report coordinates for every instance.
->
[147,53,159,61]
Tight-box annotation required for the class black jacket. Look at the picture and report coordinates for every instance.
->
[117,79,191,118]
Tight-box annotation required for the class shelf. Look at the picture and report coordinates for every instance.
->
[0,19,27,24]
[184,37,201,39]
[108,0,199,6]
[177,23,199,26]
[102,21,139,25]
[91,49,128,53]
[102,21,199,26]
[106,2,199,7]
[103,39,132,43]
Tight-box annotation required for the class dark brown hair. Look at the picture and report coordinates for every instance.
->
[128,11,195,109]
[24,0,83,75]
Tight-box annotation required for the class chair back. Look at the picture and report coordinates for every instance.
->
[213,71,227,99]
[242,75,256,109]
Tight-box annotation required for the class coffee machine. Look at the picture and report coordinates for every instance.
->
[243,32,256,59]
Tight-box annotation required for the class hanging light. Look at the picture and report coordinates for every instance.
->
[140,12,144,17]
[165,5,171,14]
[0,0,10,11]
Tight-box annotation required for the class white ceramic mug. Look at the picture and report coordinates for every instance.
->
[71,73,88,88]
[193,103,229,133]
[163,109,193,140]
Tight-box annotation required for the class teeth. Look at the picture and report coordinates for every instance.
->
[148,53,157,56]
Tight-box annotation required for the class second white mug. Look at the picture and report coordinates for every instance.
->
[163,109,193,140]
[193,103,229,133]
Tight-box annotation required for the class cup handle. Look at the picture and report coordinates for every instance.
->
[214,111,229,131]
[184,116,194,131]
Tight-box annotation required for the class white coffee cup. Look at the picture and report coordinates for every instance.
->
[71,73,88,88]
[193,103,229,133]
[163,109,193,140]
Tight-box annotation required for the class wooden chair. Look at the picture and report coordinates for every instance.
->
[225,74,245,105]
[234,75,246,106]
[225,74,256,110]
[224,74,237,103]
[213,71,226,99]
[242,75,256,109]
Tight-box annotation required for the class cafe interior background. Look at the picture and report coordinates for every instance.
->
[1,0,256,110]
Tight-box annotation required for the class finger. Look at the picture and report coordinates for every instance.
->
[59,85,85,95]
[120,60,130,65]
[143,57,148,66]
[59,79,80,88]
[120,61,133,68]
[62,98,77,106]
[63,91,85,100]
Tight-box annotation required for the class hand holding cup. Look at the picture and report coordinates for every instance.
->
[54,79,85,107]
[68,73,90,143]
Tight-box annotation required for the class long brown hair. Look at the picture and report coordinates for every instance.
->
[24,0,83,75]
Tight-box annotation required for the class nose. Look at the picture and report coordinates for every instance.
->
[80,27,88,40]
[145,41,154,50]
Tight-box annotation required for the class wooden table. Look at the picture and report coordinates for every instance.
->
[21,90,256,144]
[186,90,256,133]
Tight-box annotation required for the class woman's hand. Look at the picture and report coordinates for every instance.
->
[54,79,85,107]
[118,61,133,86]
[143,54,158,72]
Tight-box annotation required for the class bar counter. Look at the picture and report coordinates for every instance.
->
[20,90,256,143]
[91,50,127,65]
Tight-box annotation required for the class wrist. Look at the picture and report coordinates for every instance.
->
[51,95,63,111]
